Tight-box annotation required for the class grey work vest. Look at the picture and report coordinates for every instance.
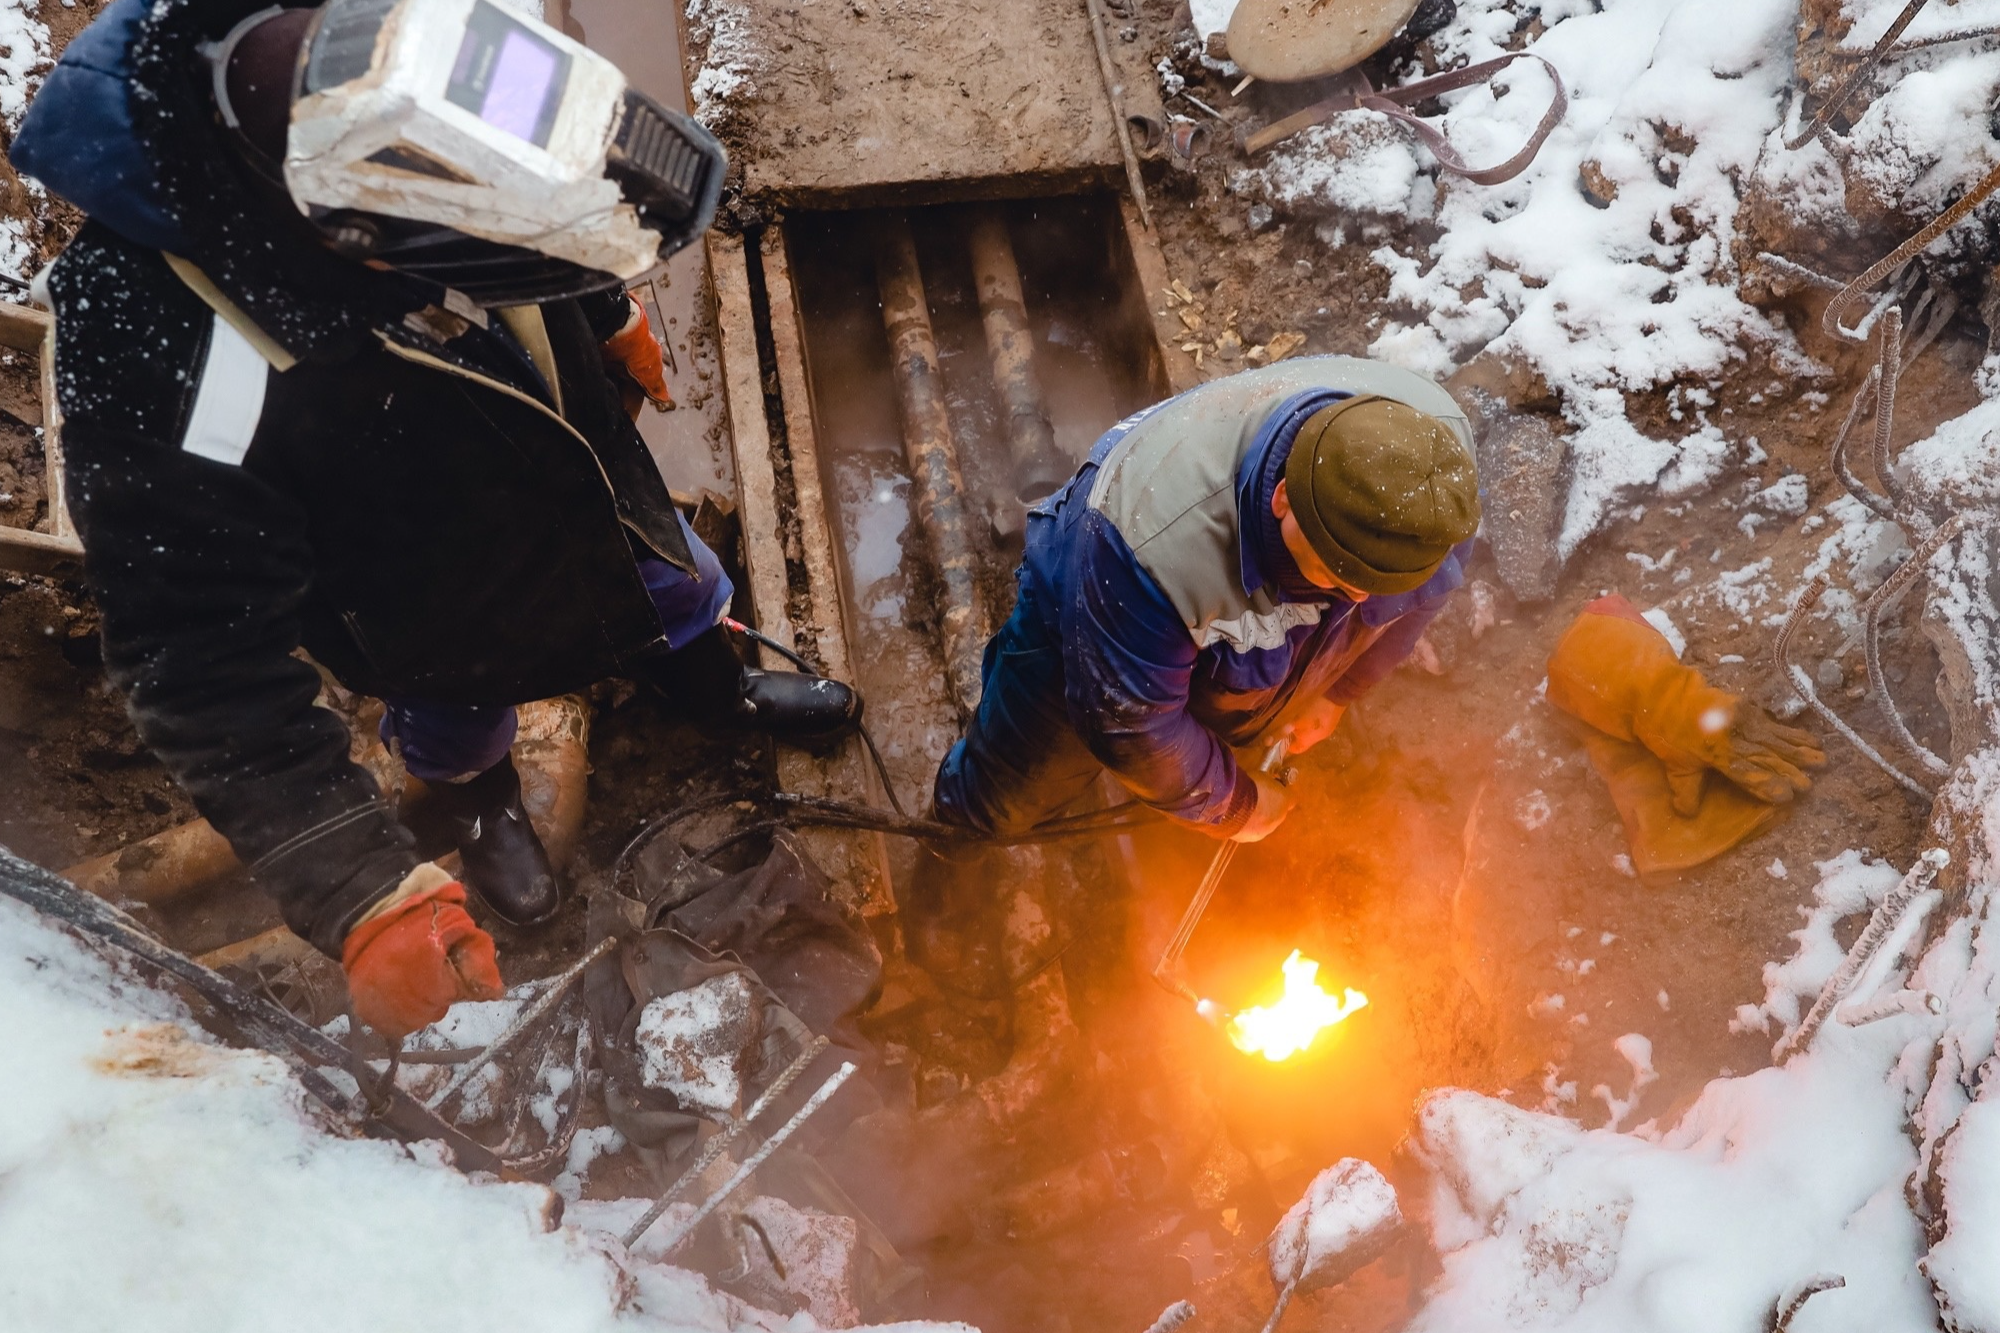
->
[1085,356,1472,653]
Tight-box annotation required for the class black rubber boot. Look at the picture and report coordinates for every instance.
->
[652,626,864,749]
[737,667,864,747]
[423,756,561,927]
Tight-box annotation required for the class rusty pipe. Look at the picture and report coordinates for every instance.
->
[967,212,1071,504]
[512,694,591,872]
[875,215,989,719]
[64,694,592,904]
[62,817,239,905]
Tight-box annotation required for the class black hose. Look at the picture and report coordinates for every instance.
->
[615,785,1160,897]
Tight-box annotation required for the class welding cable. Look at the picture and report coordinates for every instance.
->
[723,617,909,817]
[611,786,1162,904]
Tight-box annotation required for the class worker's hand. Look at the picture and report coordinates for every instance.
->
[600,294,673,418]
[341,866,503,1038]
[1230,771,1297,843]
[1284,697,1347,754]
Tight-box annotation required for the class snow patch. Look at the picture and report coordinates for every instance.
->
[0,895,873,1333]
[684,0,760,127]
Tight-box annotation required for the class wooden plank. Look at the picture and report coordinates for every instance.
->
[706,233,796,657]
[0,299,79,569]
[761,227,857,685]
[710,230,896,917]
[1118,197,1201,397]
[0,301,49,352]
[0,526,84,577]
[759,228,896,918]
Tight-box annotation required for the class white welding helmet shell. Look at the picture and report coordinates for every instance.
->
[232,0,724,305]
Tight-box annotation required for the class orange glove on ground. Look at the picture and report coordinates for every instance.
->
[1576,730,1787,874]
[1547,594,1825,815]
[601,294,673,416]
[342,867,503,1038]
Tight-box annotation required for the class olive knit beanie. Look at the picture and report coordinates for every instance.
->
[1282,394,1481,595]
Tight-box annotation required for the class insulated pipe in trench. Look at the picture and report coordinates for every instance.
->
[875,214,990,721]
[967,212,1071,504]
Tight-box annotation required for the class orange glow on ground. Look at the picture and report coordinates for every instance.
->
[1226,950,1369,1062]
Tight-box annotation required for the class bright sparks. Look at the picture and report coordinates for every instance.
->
[1226,951,1368,1062]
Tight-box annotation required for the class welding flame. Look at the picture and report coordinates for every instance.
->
[1226,951,1368,1062]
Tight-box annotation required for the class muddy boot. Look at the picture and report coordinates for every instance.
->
[651,625,864,750]
[903,843,1005,998]
[424,756,562,927]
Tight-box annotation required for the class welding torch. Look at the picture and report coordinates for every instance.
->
[1151,735,1297,1014]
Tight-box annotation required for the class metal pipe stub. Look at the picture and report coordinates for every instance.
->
[875,214,990,720]
[967,212,1071,505]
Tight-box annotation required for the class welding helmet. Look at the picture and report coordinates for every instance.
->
[207,0,725,306]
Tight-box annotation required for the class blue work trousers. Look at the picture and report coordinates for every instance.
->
[932,591,1105,836]
[382,533,731,782]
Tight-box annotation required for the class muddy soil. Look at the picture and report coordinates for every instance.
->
[0,4,1962,1333]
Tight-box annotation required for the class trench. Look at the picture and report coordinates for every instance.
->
[750,198,1485,1332]
[0,6,1628,1333]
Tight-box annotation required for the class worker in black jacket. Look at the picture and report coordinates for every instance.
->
[12,0,860,1035]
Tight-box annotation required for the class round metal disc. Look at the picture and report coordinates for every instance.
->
[1225,0,1424,82]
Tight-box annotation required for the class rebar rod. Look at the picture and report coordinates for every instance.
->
[1902,287,1958,367]
[1776,848,1947,1061]
[968,212,1071,503]
[1823,156,2000,339]
[1152,739,1290,999]
[1755,252,1847,293]
[1872,308,1905,503]
[1774,576,1933,798]
[1259,1279,1299,1333]
[1784,0,1932,149]
[876,216,991,720]
[1861,515,1961,779]
[1772,1275,1847,1333]
[428,935,619,1112]
[1085,0,1155,229]
[620,1035,829,1248]
[1828,366,1896,519]
[652,1062,858,1254]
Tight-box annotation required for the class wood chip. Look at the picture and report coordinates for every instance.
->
[1179,308,1205,332]
[1171,278,1196,304]
[1266,331,1308,362]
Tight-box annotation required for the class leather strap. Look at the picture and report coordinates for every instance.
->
[1245,52,1568,187]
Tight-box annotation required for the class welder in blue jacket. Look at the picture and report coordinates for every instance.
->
[916,356,1481,986]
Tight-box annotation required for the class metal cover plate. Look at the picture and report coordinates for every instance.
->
[1226,0,1422,82]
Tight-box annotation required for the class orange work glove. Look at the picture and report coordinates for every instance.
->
[341,866,503,1038]
[600,294,673,416]
[1547,594,1825,816]
[1576,730,1787,874]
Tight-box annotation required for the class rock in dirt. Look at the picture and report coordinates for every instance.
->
[1470,401,1571,604]
[634,970,764,1116]
[1268,1158,1404,1294]
[731,1194,865,1327]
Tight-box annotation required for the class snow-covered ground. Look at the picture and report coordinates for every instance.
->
[1234,0,2000,556]
[1408,850,1960,1331]
[0,0,50,283]
[0,893,960,1333]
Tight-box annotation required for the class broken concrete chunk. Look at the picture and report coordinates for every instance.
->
[1474,408,1571,604]
[634,971,764,1117]
[1267,1158,1403,1294]
[732,1195,865,1328]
